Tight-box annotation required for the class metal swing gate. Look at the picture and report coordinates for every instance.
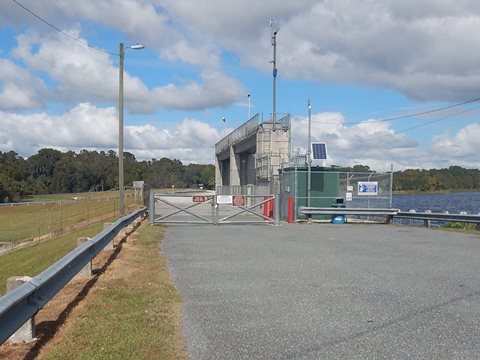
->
[149,193,279,225]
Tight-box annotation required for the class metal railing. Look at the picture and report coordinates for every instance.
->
[299,207,399,216]
[0,208,146,345]
[395,211,480,226]
[215,114,261,154]
[297,207,480,226]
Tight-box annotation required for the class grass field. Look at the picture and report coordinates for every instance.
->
[0,222,105,295]
[0,190,137,243]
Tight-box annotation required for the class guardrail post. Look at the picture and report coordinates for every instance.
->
[424,210,432,228]
[75,237,92,277]
[274,194,280,226]
[103,223,115,250]
[6,276,36,343]
[149,192,155,224]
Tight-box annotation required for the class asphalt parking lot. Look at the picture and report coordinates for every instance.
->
[163,223,480,359]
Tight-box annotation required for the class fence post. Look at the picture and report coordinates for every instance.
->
[212,196,217,225]
[75,237,92,277]
[149,192,155,224]
[274,194,280,226]
[6,276,36,343]
[288,196,294,224]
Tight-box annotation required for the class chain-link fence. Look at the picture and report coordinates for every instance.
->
[0,190,143,253]
[279,168,393,222]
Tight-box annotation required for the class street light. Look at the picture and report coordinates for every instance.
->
[119,42,144,216]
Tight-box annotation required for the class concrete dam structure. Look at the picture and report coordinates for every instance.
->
[215,114,291,189]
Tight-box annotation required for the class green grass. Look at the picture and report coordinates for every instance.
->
[0,223,105,295]
[41,225,187,360]
[0,190,137,243]
[441,222,480,234]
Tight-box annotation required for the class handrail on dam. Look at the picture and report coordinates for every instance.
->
[215,113,291,154]
[0,207,146,345]
[215,114,261,154]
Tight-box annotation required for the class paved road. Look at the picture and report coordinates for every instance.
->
[162,224,480,359]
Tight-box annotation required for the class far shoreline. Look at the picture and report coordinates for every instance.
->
[393,189,480,195]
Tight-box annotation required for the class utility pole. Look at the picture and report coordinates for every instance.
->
[119,42,125,215]
[118,42,144,216]
[307,100,312,207]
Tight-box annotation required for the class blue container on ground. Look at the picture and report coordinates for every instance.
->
[331,198,346,224]
[331,214,346,224]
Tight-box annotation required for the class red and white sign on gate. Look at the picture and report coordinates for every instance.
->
[232,195,245,206]
[192,195,206,203]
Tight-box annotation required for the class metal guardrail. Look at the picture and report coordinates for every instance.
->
[298,207,399,216]
[395,211,480,224]
[0,207,146,345]
[298,207,480,226]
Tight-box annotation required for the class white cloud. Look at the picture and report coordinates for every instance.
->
[0,58,46,110]
[1,104,478,169]
[428,123,480,166]
[7,30,245,113]
[0,103,220,163]
[290,112,480,171]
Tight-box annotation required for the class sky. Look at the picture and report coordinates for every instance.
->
[1,0,480,172]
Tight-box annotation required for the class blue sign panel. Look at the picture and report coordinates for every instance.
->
[357,181,378,195]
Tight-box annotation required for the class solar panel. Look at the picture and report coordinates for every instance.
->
[311,142,327,160]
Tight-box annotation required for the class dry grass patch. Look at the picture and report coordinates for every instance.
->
[37,223,188,360]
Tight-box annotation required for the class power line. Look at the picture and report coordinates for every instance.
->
[313,97,480,125]
[12,0,117,56]
[393,106,480,136]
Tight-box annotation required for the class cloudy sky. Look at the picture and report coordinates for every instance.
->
[1,0,480,171]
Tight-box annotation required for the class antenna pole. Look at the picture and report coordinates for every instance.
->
[271,21,278,132]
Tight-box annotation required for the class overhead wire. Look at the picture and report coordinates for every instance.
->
[393,105,480,135]
[12,0,118,56]
[312,96,480,125]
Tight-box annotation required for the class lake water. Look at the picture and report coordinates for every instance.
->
[392,191,480,214]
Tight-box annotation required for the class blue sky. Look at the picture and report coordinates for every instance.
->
[1,0,480,171]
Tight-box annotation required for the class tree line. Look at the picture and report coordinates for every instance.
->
[393,166,480,192]
[339,164,480,192]
[0,149,215,202]
[1,149,479,202]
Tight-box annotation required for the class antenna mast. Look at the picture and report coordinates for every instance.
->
[270,19,279,131]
